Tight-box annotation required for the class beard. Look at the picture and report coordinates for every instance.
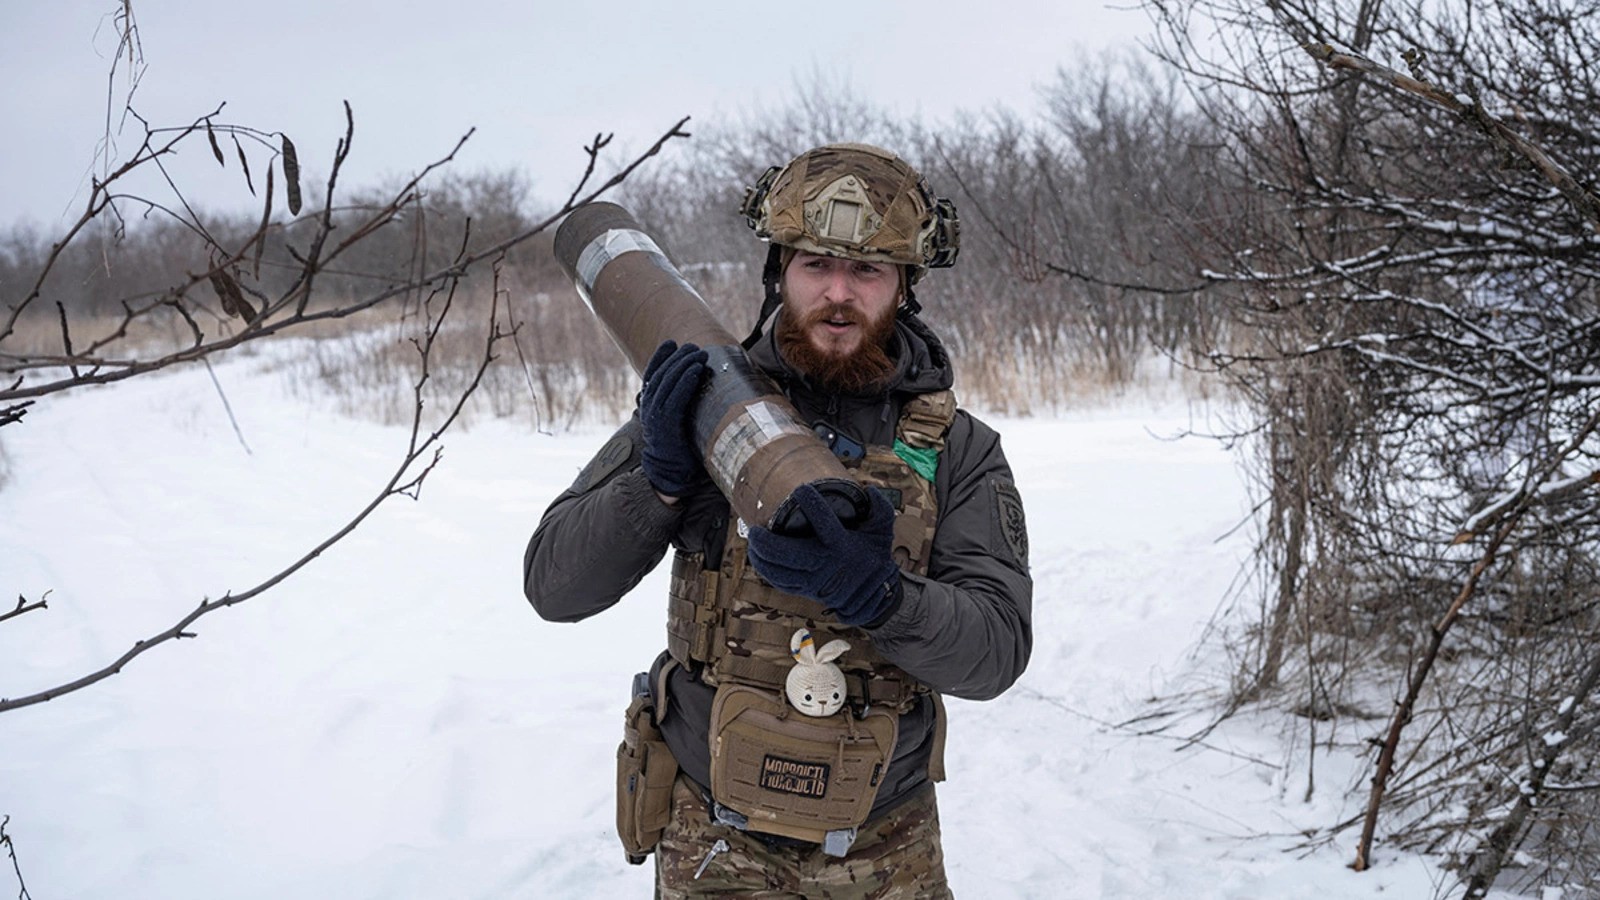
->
[775,299,899,395]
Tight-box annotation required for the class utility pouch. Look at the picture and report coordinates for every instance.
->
[708,682,898,844]
[616,671,678,864]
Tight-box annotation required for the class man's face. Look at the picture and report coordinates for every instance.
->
[780,252,900,358]
[775,252,901,393]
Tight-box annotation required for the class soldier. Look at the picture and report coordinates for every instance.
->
[524,142,1032,898]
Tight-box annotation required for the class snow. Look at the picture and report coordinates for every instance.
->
[0,355,1503,899]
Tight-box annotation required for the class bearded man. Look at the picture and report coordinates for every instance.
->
[524,143,1033,899]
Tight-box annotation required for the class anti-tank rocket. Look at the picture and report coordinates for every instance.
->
[553,202,867,533]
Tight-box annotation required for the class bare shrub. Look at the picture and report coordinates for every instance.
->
[1147,0,1600,891]
[604,68,1221,416]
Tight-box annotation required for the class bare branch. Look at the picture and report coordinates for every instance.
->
[1304,43,1600,234]
[0,116,693,414]
[0,815,32,900]
[0,266,505,714]
[0,593,49,626]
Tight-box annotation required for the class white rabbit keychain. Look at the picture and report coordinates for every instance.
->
[786,628,851,717]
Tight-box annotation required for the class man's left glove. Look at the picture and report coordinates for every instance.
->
[746,484,903,627]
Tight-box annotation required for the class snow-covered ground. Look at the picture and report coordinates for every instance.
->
[1,354,1490,898]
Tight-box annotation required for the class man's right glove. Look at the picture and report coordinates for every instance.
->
[638,340,710,498]
[746,484,903,627]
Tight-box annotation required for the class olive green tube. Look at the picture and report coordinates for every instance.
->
[553,202,866,532]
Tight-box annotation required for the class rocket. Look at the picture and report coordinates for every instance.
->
[554,202,868,533]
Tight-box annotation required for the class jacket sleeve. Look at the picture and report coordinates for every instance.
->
[523,417,684,622]
[866,411,1033,701]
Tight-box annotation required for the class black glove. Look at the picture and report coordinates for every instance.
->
[639,340,710,498]
[747,484,903,627]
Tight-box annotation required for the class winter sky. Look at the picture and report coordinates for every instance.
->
[1,0,1153,227]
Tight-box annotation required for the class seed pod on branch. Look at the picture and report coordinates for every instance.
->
[281,134,302,215]
[208,268,254,320]
[234,134,255,196]
[206,121,225,167]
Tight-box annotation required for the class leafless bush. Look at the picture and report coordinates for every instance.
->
[921,67,1226,408]
[1146,0,1600,892]
[606,67,1223,415]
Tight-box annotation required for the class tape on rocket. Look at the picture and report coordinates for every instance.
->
[708,400,811,507]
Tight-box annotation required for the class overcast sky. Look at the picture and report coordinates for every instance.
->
[2,1,1152,228]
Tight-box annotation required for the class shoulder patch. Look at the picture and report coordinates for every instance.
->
[572,432,635,493]
[991,478,1029,572]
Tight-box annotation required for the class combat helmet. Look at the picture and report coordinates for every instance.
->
[738,142,959,346]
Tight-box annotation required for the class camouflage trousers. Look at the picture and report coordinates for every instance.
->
[655,775,952,899]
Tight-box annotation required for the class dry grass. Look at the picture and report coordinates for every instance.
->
[5,255,1215,448]
[259,275,1213,433]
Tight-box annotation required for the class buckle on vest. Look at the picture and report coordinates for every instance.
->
[711,801,859,858]
[850,670,873,720]
[823,827,859,858]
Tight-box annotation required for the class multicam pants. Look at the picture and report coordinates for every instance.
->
[655,775,953,899]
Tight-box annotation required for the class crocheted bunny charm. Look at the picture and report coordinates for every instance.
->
[786,628,851,717]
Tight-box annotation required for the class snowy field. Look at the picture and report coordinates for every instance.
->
[0,354,1499,899]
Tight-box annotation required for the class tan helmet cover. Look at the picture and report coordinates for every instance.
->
[741,143,959,281]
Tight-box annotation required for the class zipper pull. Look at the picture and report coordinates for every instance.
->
[693,838,730,880]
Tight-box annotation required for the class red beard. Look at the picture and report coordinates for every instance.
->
[775,300,898,395]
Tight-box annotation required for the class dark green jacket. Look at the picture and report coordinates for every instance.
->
[523,313,1033,817]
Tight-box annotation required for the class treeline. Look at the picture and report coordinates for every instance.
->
[0,56,1222,426]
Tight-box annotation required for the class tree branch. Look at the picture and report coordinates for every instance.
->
[0,258,506,714]
[1303,42,1600,234]
[0,594,50,626]
[0,117,693,413]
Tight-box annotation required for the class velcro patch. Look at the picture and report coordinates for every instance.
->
[992,478,1029,573]
[759,755,830,798]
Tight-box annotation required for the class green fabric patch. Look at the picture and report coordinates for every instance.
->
[894,440,939,482]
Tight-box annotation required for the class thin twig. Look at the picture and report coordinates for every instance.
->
[0,593,49,626]
[201,357,251,455]
[0,815,33,900]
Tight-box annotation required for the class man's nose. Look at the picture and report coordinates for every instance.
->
[821,269,856,302]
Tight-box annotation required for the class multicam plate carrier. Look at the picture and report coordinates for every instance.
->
[666,390,957,848]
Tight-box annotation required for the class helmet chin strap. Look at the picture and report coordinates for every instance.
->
[898,277,922,320]
[741,245,787,350]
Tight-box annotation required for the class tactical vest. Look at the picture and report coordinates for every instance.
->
[665,389,957,756]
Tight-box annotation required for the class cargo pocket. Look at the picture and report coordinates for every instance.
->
[708,682,897,843]
[616,672,679,864]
